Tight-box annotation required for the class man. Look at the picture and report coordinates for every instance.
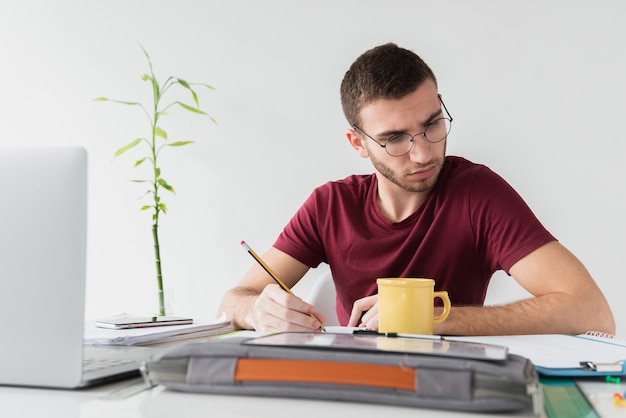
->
[219,43,615,336]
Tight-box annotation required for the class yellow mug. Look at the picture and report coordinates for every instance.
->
[377,278,451,335]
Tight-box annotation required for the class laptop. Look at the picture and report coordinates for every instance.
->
[0,146,158,388]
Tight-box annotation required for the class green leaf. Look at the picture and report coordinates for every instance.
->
[138,45,160,101]
[193,82,216,91]
[155,126,168,139]
[177,78,199,107]
[158,203,168,213]
[190,89,199,108]
[176,101,207,115]
[157,178,175,193]
[140,44,151,62]
[138,190,151,199]
[162,76,176,91]
[134,157,147,167]
[95,97,143,107]
[167,141,194,147]
[114,138,142,157]
[140,45,157,82]
[140,205,152,211]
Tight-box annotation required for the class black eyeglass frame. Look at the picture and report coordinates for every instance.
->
[352,96,453,157]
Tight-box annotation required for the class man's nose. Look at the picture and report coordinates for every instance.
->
[408,134,432,163]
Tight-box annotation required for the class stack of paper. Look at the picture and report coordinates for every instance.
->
[84,315,233,346]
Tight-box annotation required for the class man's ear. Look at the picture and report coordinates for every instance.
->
[346,128,369,158]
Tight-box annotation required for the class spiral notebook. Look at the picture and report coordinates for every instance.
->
[447,332,626,376]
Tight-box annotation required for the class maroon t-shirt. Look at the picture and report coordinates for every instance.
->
[274,156,555,325]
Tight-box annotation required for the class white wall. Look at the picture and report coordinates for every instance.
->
[1,0,625,335]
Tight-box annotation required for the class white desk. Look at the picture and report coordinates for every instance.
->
[2,377,625,418]
[579,380,626,418]
[0,377,531,418]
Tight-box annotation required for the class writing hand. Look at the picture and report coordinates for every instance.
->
[348,294,379,330]
[252,284,325,335]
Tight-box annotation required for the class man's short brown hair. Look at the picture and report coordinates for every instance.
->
[340,43,437,127]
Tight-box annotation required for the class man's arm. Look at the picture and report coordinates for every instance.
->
[218,247,324,334]
[436,241,614,335]
[351,241,615,335]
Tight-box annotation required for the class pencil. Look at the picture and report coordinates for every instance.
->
[240,240,325,332]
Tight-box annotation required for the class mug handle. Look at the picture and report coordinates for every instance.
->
[433,291,451,324]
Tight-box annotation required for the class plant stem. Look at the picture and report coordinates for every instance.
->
[153,223,165,315]
[152,78,164,315]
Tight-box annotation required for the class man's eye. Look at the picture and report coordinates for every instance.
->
[386,134,408,144]
[428,119,443,128]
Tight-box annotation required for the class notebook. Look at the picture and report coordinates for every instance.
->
[0,146,158,388]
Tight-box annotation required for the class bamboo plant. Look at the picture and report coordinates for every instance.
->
[95,46,216,316]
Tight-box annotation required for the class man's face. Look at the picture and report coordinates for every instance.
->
[355,80,447,194]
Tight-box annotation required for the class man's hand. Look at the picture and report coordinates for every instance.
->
[348,294,379,329]
[250,284,325,335]
[218,247,320,334]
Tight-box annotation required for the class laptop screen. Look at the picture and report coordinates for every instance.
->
[0,147,88,388]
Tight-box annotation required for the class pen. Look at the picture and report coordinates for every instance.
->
[240,240,326,332]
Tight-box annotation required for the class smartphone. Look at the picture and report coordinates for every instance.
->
[95,315,194,329]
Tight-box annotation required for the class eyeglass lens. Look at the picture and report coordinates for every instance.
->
[384,118,451,157]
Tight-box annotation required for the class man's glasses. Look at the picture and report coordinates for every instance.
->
[353,97,453,157]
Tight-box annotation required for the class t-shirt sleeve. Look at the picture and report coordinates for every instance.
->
[469,166,556,274]
[273,187,328,268]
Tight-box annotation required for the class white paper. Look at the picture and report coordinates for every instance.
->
[84,313,232,345]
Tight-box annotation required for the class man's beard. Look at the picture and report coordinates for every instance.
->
[369,152,444,193]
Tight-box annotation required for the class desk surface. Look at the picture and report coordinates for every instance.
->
[2,377,625,418]
[3,330,626,418]
[579,380,626,418]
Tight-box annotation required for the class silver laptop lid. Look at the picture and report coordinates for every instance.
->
[0,147,87,388]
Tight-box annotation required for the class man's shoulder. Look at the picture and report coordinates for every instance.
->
[440,156,510,195]
[444,155,486,173]
[307,174,375,209]
[316,173,375,192]
[442,156,498,182]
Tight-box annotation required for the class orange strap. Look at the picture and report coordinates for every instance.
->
[235,358,415,391]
